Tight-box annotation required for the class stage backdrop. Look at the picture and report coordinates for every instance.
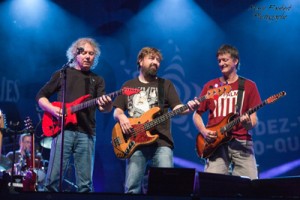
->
[0,0,299,192]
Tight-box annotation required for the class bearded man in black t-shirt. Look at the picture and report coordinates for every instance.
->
[113,47,199,194]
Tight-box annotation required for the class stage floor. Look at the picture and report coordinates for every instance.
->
[1,171,300,200]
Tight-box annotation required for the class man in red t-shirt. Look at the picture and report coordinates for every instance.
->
[193,44,261,179]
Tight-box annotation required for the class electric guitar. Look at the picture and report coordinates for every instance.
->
[42,87,140,137]
[196,91,287,159]
[23,117,37,192]
[112,85,231,159]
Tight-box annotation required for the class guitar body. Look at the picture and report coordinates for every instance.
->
[112,107,160,159]
[23,170,37,191]
[196,91,287,159]
[42,87,141,137]
[111,85,232,159]
[42,94,91,137]
[196,113,235,159]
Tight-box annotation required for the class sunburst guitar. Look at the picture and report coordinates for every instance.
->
[196,91,287,159]
[112,85,232,159]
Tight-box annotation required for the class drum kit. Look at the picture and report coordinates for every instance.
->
[1,135,78,192]
[0,109,76,192]
[0,109,53,191]
[0,155,12,172]
[0,137,52,191]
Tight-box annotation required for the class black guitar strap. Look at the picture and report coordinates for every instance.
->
[158,78,165,115]
[89,74,97,98]
[236,76,245,114]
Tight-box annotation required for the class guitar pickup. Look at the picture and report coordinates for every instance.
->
[124,141,135,154]
[113,137,121,146]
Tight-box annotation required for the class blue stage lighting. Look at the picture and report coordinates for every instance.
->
[9,0,48,27]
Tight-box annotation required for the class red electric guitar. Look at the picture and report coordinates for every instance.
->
[23,117,37,192]
[42,87,140,137]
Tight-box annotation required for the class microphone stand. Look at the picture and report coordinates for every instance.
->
[58,60,70,192]
[58,52,79,192]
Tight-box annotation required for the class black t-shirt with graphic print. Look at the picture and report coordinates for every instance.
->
[113,77,182,149]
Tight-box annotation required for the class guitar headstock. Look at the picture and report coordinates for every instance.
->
[24,116,34,134]
[0,109,7,129]
[121,87,141,96]
[205,85,232,100]
[266,91,287,104]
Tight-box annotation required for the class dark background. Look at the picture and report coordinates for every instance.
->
[0,0,299,193]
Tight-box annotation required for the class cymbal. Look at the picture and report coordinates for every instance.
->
[40,137,52,149]
[0,155,12,171]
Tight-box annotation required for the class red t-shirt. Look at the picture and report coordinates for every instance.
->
[196,77,261,140]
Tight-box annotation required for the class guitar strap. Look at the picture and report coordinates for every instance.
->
[89,74,97,98]
[236,76,245,114]
[158,78,165,115]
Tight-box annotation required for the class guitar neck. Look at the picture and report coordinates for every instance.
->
[145,95,207,130]
[222,100,267,132]
[31,133,35,169]
[72,89,122,112]
[24,117,35,169]
[222,91,286,133]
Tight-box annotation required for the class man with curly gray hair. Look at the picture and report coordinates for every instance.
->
[36,37,112,192]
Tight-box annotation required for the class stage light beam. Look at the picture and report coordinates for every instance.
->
[10,0,49,27]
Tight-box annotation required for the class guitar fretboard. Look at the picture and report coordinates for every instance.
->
[144,95,207,130]
[222,101,266,132]
[72,90,122,113]
[221,91,286,133]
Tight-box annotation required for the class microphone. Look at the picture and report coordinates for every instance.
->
[77,47,84,55]
[63,47,84,68]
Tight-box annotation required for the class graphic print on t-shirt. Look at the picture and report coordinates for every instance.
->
[128,87,158,118]
[212,89,244,118]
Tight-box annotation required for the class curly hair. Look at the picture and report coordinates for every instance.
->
[66,37,101,70]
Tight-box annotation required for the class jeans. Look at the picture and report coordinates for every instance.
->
[205,139,258,179]
[44,130,96,192]
[125,146,173,194]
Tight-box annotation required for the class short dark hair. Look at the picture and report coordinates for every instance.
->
[136,47,163,70]
[217,44,240,70]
